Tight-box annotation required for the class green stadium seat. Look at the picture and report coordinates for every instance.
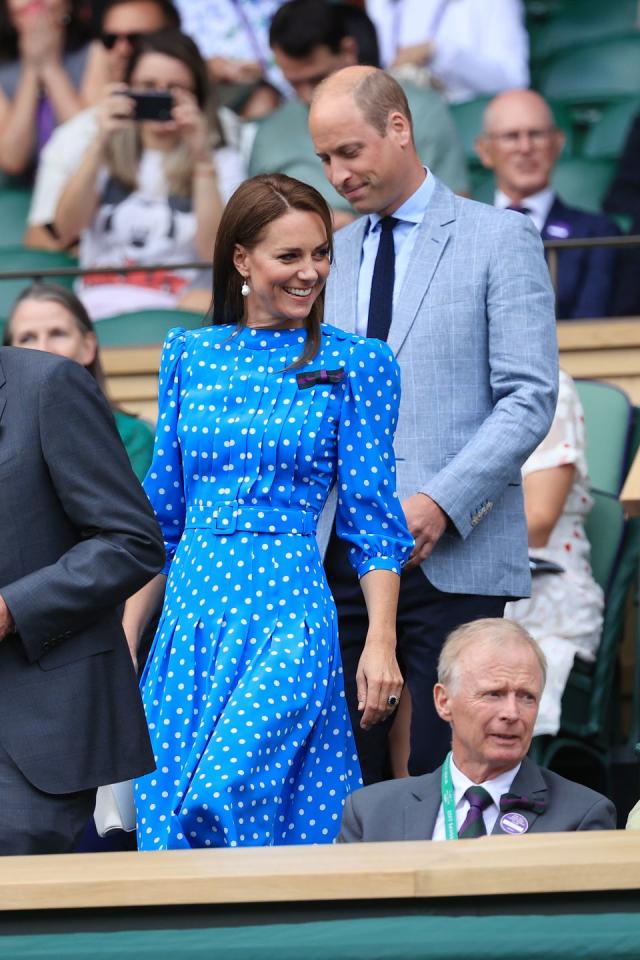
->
[0,189,32,248]
[550,157,615,213]
[582,97,640,160]
[95,308,204,347]
[0,246,78,327]
[529,0,639,63]
[575,380,634,496]
[538,37,640,106]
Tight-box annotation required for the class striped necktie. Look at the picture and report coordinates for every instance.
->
[458,785,493,838]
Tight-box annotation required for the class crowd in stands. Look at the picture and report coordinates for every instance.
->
[1,0,640,856]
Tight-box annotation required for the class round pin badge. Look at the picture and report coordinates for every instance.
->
[499,812,529,835]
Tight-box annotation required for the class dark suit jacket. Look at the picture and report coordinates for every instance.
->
[0,347,164,794]
[543,197,619,320]
[337,756,616,842]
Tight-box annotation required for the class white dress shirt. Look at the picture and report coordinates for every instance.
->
[365,0,529,103]
[356,168,435,336]
[495,185,556,234]
[431,756,521,841]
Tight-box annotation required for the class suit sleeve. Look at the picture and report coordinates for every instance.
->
[2,358,165,662]
[422,213,559,539]
[576,796,617,831]
[336,793,364,843]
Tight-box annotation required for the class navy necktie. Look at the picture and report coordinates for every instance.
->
[506,204,531,215]
[367,216,398,342]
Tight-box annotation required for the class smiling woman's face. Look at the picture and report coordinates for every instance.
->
[8,298,97,367]
[233,208,331,329]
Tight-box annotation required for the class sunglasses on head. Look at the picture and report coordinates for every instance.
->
[100,31,142,49]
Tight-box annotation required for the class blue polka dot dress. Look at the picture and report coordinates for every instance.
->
[135,322,413,849]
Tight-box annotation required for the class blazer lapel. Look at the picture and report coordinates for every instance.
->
[402,769,442,840]
[387,178,455,357]
[491,757,548,836]
[334,217,367,334]
[0,354,6,426]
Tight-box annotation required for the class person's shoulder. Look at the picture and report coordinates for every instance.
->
[45,105,98,150]
[551,197,619,237]
[0,345,72,379]
[537,762,611,807]
[254,98,307,136]
[350,772,432,807]
[321,324,396,365]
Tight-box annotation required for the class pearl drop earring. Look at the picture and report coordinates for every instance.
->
[241,279,251,297]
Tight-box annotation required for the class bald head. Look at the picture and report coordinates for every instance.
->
[475,88,564,204]
[312,65,413,138]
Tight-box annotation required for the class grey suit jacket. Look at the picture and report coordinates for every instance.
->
[337,756,617,842]
[321,177,559,598]
[0,347,164,793]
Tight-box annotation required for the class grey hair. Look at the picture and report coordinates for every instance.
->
[437,618,547,691]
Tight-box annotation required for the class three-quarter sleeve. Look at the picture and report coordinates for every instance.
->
[335,338,413,578]
[143,327,187,575]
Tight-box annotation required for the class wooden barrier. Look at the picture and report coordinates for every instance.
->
[102,319,640,424]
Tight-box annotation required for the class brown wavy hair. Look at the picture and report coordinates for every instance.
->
[211,173,333,369]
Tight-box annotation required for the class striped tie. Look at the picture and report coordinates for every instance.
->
[458,785,493,839]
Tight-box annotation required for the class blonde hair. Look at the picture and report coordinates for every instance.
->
[438,618,547,691]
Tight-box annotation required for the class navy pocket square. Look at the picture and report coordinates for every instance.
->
[296,368,345,389]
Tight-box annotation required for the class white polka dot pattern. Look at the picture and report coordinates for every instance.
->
[135,323,413,849]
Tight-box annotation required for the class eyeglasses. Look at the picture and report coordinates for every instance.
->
[485,127,557,147]
[100,31,143,50]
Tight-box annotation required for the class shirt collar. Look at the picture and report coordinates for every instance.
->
[450,755,521,811]
[368,167,435,232]
[495,185,556,230]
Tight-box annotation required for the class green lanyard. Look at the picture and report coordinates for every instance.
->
[441,751,458,841]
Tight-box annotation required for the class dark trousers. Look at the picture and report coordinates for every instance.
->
[324,531,507,784]
[0,744,96,855]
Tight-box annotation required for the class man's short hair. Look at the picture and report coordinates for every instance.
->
[351,70,414,138]
[101,0,181,30]
[438,618,547,690]
[269,0,348,57]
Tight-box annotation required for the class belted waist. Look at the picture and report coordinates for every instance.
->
[185,502,317,536]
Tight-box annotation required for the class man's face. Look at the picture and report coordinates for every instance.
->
[272,42,356,106]
[475,94,564,201]
[102,2,170,81]
[434,638,543,780]
[310,93,412,217]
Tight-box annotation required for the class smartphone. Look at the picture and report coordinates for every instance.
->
[128,90,174,122]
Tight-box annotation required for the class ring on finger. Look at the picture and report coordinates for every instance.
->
[387,694,400,708]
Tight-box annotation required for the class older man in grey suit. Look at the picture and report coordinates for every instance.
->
[309,66,558,784]
[338,620,616,842]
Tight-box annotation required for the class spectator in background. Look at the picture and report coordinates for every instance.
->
[249,0,468,226]
[365,0,529,104]
[175,0,285,118]
[24,0,182,249]
[52,29,245,319]
[476,90,620,321]
[3,282,155,480]
[603,110,640,317]
[504,370,604,737]
[0,0,95,179]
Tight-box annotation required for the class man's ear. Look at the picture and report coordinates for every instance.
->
[433,683,452,723]
[474,134,494,170]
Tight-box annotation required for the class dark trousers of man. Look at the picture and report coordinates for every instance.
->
[324,531,507,785]
[0,744,96,855]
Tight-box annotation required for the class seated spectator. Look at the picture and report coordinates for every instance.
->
[24,0,183,250]
[338,618,616,843]
[249,0,468,225]
[174,0,284,119]
[603,110,640,317]
[476,90,620,320]
[0,0,95,178]
[505,371,604,736]
[365,0,529,103]
[3,282,154,480]
[53,28,245,319]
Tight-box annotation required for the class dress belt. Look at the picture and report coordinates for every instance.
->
[185,502,317,536]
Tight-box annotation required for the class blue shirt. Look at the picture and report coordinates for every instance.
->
[356,169,436,336]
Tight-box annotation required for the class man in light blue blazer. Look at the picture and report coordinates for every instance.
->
[309,66,558,784]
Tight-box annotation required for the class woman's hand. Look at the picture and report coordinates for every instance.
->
[96,83,135,142]
[171,88,210,162]
[356,634,403,730]
[17,5,64,71]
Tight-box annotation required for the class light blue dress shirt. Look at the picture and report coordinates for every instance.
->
[356,169,436,336]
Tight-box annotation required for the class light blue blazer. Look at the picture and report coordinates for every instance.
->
[319,177,559,598]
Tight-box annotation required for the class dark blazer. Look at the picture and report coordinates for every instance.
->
[543,197,619,320]
[337,756,616,842]
[0,347,164,794]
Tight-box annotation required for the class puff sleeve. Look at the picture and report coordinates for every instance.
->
[143,328,187,576]
[335,338,413,578]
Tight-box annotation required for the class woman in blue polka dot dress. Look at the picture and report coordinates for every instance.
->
[123,174,413,849]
